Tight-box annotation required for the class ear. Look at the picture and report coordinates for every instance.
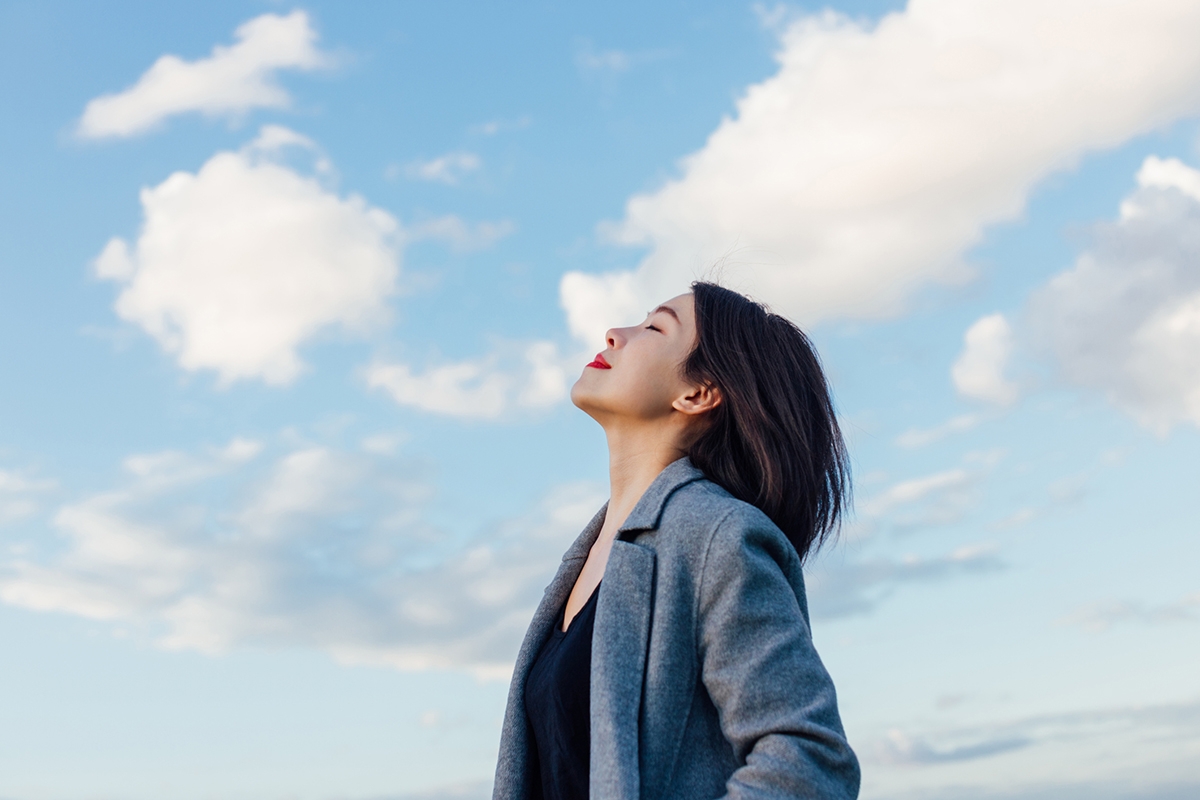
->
[672,381,722,417]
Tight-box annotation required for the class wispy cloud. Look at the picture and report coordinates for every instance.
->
[0,441,604,680]
[0,467,56,524]
[573,41,673,75]
[409,215,515,253]
[894,413,982,449]
[470,116,531,136]
[873,698,1200,782]
[882,728,1031,764]
[395,152,482,185]
[1059,593,1200,632]
[392,781,493,800]
[575,44,633,73]
[77,11,329,139]
[862,469,972,516]
[806,544,1003,619]
[367,341,571,419]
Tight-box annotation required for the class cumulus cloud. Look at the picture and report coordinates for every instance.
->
[560,0,1200,344]
[94,126,401,385]
[78,11,328,139]
[367,341,572,419]
[1029,155,1200,433]
[0,441,604,679]
[953,313,1018,405]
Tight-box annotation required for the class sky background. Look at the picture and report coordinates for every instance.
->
[2,1,1199,798]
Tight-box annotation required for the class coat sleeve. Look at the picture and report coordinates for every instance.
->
[696,508,861,799]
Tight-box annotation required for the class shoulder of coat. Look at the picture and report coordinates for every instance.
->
[650,480,773,549]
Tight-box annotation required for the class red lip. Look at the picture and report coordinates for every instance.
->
[586,352,612,369]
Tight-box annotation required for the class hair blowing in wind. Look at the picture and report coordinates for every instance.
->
[683,281,851,562]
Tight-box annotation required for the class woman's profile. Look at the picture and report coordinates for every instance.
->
[493,281,860,799]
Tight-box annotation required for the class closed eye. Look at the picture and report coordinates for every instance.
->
[645,324,661,332]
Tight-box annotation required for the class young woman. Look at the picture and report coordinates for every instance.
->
[493,282,860,800]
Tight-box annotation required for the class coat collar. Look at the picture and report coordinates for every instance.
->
[618,456,706,536]
[561,457,706,563]
[561,502,607,562]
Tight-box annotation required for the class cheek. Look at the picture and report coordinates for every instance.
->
[570,361,667,416]
[615,354,684,414]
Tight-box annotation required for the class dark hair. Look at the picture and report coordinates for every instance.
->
[683,281,850,562]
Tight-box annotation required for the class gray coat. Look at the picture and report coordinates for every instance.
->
[493,458,860,800]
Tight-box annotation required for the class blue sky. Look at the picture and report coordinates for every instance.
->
[2,2,1199,798]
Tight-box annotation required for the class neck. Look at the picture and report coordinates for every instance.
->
[601,421,687,537]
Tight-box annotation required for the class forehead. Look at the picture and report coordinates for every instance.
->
[653,293,694,322]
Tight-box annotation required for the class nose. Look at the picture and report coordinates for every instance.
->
[605,327,626,349]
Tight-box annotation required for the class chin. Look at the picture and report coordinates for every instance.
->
[569,378,609,417]
[569,379,589,409]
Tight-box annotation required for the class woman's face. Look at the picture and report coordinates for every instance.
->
[570,292,705,424]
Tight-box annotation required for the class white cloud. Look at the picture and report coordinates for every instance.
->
[1059,593,1200,632]
[0,441,604,679]
[855,450,1004,537]
[368,361,510,419]
[0,468,56,525]
[0,470,55,494]
[869,698,1200,795]
[560,1,1200,345]
[393,780,493,800]
[409,215,515,253]
[881,728,1030,765]
[1029,155,1200,432]
[398,152,482,185]
[953,313,1018,405]
[806,455,1005,617]
[894,413,981,448]
[367,341,571,419]
[575,44,632,73]
[470,116,531,136]
[863,468,972,517]
[806,543,1002,619]
[78,11,328,139]
[94,126,401,385]
[359,431,409,456]
[574,41,672,77]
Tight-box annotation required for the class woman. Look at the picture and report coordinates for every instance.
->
[493,282,860,800]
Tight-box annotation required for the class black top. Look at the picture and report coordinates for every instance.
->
[524,582,601,800]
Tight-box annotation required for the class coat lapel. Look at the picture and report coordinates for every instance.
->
[495,458,708,800]
[590,538,656,800]
[493,503,606,800]
[587,458,705,800]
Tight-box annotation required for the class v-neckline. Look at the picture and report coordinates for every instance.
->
[560,580,601,634]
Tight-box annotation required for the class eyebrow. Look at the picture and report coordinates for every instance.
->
[649,305,680,323]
